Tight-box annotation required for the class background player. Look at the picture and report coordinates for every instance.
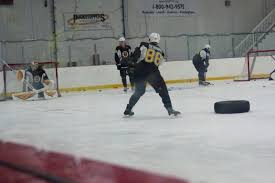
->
[114,37,134,92]
[192,45,211,86]
[124,33,180,116]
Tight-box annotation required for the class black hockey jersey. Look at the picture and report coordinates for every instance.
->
[193,48,210,67]
[131,42,165,78]
[25,66,48,84]
[114,45,131,68]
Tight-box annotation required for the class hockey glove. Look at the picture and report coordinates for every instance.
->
[116,64,121,70]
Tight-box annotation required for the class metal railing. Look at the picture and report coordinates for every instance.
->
[234,8,275,57]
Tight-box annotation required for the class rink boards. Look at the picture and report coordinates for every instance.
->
[1,57,274,94]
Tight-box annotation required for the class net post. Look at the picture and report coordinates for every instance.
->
[247,51,251,81]
[55,62,61,97]
[3,65,7,100]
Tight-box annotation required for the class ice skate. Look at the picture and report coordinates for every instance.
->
[124,105,134,116]
[167,107,181,116]
[199,80,211,86]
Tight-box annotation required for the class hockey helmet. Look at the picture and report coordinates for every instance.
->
[118,37,126,42]
[149,33,160,44]
[204,44,211,50]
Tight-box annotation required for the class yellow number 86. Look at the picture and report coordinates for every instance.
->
[145,48,163,66]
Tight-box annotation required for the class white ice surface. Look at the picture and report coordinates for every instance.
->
[1,80,275,183]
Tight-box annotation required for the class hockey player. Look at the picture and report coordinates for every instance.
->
[115,37,134,92]
[192,45,211,86]
[124,33,180,116]
[25,62,52,98]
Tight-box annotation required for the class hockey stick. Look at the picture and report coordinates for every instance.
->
[0,57,54,100]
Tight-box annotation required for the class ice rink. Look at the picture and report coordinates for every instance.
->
[0,80,275,183]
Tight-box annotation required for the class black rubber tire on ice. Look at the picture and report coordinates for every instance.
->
[214,100,250,114]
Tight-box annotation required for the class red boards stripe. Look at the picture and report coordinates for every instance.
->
[0,141,189,183]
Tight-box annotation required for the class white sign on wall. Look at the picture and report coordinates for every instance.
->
[141,0,196,16]
[63,13,113,31]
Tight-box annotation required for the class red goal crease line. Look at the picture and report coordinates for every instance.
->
[0,141,190,183]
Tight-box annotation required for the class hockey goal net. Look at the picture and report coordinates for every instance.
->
[234,49,275,81]
[0,61,61,101]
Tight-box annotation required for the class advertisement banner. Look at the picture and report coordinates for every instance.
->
[63,12,113,31]
[141,0,196,16]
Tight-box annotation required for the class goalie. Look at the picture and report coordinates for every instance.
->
[16,62,55,100]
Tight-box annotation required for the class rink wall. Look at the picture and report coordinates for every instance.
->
[0,0,270,64]
[58,58,241,92]
[57,57,273,93]
[1,57,273,94]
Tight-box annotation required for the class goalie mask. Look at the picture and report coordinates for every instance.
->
[30,61,39,71]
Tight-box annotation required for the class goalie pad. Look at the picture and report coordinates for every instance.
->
[45,90,57,97]
[12,89,58,100]
[43,79,55,89]
[12,91,36,100]
[12,77,57,100]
